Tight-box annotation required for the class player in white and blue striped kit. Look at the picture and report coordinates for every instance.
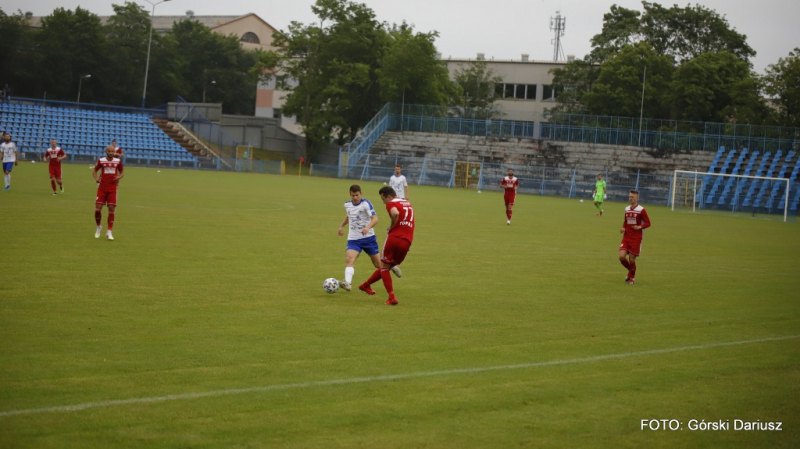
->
[337,185,401,291]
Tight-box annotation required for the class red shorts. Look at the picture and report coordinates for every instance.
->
[49,165,62,178]
[504,192,516,206]
[620,238,643,257]
[381,235,412,266]
[96,188,118,206]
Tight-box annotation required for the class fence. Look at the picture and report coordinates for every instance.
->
[320,152,680,207]
[339,103,800,173]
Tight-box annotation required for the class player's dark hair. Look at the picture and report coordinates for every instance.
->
[395,164,401,168]
[349,184,361,193]
[630,189,639,195]
[379,186,397,197]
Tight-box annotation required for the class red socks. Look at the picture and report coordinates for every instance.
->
[364,269,382,286]
[364,269,395,298]
[107,213,115,230]
[629,262,636,278]
[51,180,56,192]
[620,259,630,270]
[380,268,394,297]
[95,210,102,225]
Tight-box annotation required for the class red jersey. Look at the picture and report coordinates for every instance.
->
[386,198,415,243]
[45,146,65,166]
[94,157,124,190]
[621,205,651,241]
[501,176,519,194]
[114,146,123,157]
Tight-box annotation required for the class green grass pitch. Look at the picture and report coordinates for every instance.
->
[1,162,798,448]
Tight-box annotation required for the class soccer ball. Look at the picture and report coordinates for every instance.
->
[323,278,340,294]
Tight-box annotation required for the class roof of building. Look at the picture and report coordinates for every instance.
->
[25,13,277,33]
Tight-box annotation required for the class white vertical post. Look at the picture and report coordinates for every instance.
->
[784,179,789,223]
[671,170,677,211]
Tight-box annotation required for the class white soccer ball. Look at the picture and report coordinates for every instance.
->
[477,190,481,194]
[323,278,340,294]
[580,199,584,203]
[31,160,36,164]
[383,182,387,185]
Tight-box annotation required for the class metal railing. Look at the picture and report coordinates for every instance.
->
[172,96,246,160]
[339,103,800,170]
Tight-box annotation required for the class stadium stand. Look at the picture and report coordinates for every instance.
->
[0,103,197,166]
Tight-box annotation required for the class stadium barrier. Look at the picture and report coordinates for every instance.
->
[314,154,675,206]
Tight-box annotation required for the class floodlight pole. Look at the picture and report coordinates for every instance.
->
[638,65,646,147]
[77,74,91,104]
[141,0,171,109]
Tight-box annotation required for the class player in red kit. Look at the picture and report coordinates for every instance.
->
[93,145,124,240]
[359,186,415,305]
[500,168,519,224]
[619,190,651,285]
[44,138,67,194]
[111,139,124,158]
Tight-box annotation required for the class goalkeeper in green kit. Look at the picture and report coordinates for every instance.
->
[593,173,606,216]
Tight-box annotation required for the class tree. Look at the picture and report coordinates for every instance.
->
[763,48,800,128]
[104,2,152,106]
[588,5,643,64]
[256,0,454,152]
[452,60,501,111]
[170,20,257,114]
[0,9,41,97]
[257,0,387,151]
[582,43,673,118]
[668,51,768,123]
[590,1,754,65]
[548,59,599,113]
[37,7,108,102]
[378,23,457,108]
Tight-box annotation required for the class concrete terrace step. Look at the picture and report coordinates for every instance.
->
[368,131,717,175]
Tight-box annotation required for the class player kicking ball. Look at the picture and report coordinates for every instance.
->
[337,185,400,292]
[358,186,415,305]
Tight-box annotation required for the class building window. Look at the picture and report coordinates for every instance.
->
[495,83,539,101]
[514,85,526,99]
[526,84,537,100]
[504,84,515,99]
[241,32,260,44]
[542,84,558,101]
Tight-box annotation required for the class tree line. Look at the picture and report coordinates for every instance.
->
[1,0,797,155]
[549,1,799,129]
[0,3,258,114]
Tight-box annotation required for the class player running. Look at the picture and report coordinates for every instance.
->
[619,190,651,285]
[44,138,67,194]
[358,186,415,305]
[500,168,519,224]
[92,145,124,240]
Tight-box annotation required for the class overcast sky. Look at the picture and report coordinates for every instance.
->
[2,0,798,74]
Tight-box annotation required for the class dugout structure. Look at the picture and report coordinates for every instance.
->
[671,170,793,222]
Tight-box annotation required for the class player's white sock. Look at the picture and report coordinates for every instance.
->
[345,267,354,284]
[4,174,9,187]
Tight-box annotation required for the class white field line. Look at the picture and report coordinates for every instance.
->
[1,335,797,418]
